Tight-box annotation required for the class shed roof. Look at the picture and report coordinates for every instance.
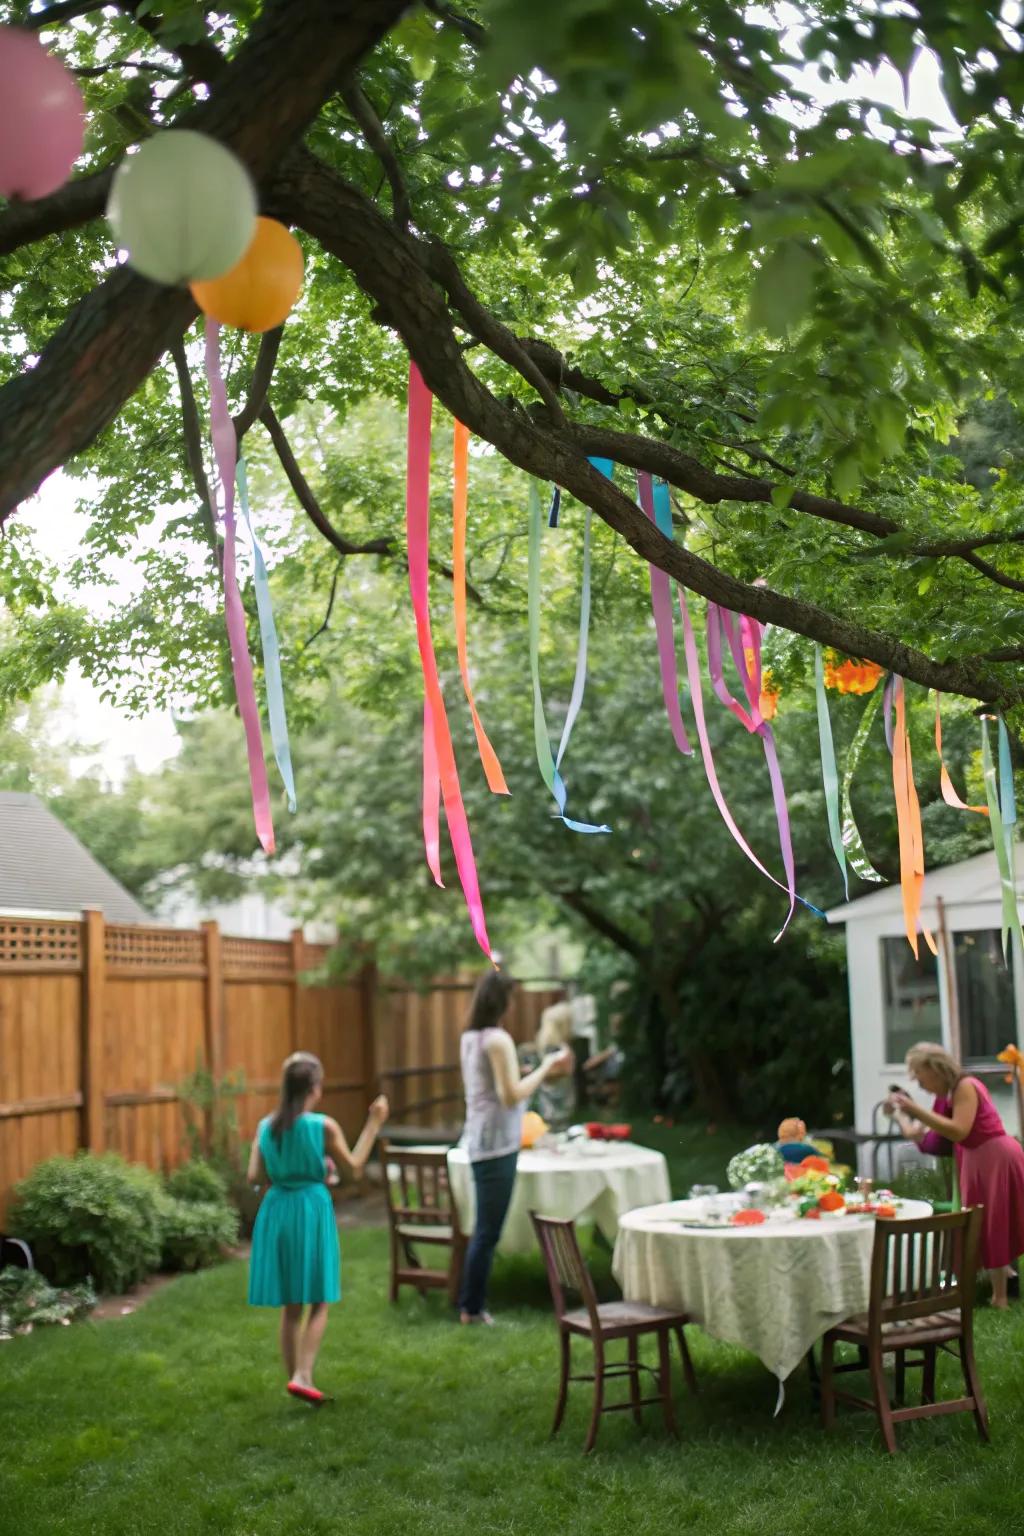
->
[0,792,150,925]
[825,847,1018,925]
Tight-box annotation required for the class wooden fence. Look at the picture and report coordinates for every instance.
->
[0,911,564,1219]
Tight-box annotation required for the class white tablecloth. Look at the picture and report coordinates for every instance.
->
[446,1142,671,1256]
[612,1197,933,1382]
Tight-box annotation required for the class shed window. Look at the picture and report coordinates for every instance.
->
[881,938,940,1065]
[953,929,1016,1063]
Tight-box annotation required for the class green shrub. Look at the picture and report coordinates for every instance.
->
[158,1196,239,1272]
[165,1159,228,1206]
[11,1153,163,1293]
[0,1266,96,1338]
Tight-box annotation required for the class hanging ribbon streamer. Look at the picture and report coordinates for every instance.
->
[422,695,443,888]
[636,471,692,756]
[882,673,895,756]
[548,486,561,529]
[203,319,275,855]
[706,604,796,935]
[840,689,885,884]
[981,717,1024,959]
[679,589,823,937]
[236,458,296,814]
[934,694,987,816]
[407,363,493,960]
[528,479,610,834]
[814,645,848,898]
[452,420,509,796]
[891,676,936,959]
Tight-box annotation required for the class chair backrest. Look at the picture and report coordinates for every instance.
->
[867,1207,983,1331]
[379,1141,462,1233]
[530,1212,600,1326]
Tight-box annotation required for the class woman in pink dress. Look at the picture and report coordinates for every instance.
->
[891,1041,1024,1308]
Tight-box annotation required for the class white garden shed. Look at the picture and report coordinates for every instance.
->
[826,848,1023,1171]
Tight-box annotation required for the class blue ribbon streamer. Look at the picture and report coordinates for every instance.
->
[998,715,1019,954]
[651,478,674,538]
[236,458,297,813]
[815,644,849,898]
[548,486,561,528]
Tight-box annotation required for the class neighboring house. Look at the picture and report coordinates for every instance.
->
[827,848,1023,1165]
[0,791,149,924]
[156,882,334,943]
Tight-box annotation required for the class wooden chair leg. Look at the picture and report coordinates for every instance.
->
[921,1345,936,1406]
[628,1336,642,1425]
[584,1337,604,1454]
[820,1334,836,1430]
[552,1329,570,1438]
[674,1325,698,1395]
[387,1229,399,1304]
[959,1334,990,1443]
[868,1344,898,1455]
[894,1351,906,1407]
[447,1239,465,1308]
[657,1327,677,1439]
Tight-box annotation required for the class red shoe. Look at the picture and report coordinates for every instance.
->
[287,1382,332,1405]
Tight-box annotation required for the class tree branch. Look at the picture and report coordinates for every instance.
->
[0,168,112,258]
[260,404,393,557]
[233,327,283,443]
[423,0,485,47]
[25,0,107,26]
[556,890,646,959]
[302,560,343,648]
[340,78,410,229]
[72,58,182,79]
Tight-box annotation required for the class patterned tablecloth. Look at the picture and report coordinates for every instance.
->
[446,1141,671,1256]
[612,1196,933,1383]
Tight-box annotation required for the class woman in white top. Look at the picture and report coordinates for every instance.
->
[458,971,572,1324]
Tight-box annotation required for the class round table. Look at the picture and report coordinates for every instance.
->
[446,1141,671,1257]
[612,1196,934,1385]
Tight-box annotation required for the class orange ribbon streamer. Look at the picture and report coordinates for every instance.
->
[934,693,988,816]
[452,420,509,795]
[893,677,937,958]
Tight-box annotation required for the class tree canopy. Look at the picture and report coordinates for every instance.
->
[4,0,1024,721]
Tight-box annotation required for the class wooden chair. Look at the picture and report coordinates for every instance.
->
[531,1212,697,1453]
[820,1207,988,1454]
[380,1141,467,1307]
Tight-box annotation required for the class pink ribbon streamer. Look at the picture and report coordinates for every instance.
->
[680,591,797,940]
[406,362,493,960]
[636,471,692,755]
[203,319,275,855]
[422,695,444,887]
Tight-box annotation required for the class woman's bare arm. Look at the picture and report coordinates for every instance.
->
[891,1079,978,1144]
[486,1030,572,1108]
[247,1133,266,1184]
[323,1096,389,1178]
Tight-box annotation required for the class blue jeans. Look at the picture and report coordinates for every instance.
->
[458,1151,518,1315]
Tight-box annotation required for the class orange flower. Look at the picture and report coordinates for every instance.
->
[997,1043,1024,1084]
[800,1155,830,1173]
[875,1205,897,1219]
[822,652,884,695]
[818,1191,845,1212]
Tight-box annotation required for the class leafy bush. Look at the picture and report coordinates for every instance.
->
[165,1159,228,1206]
[11,1153,163,1293]
[0,1266,96,1338]
[158,1196,239,1272]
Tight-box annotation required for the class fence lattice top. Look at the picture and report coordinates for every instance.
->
[0,919,81,969]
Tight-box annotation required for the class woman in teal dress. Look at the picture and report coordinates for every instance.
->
[247,1051,388,1403]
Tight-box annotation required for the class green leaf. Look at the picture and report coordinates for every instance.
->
[770,484,794,511]
[747,242,818,338]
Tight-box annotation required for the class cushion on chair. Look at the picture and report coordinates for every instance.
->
[395,1222,456,1243]
[563,1300,689,1334]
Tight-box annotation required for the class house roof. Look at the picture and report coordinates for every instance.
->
[826,847,1019,926]
[0,792,150,925]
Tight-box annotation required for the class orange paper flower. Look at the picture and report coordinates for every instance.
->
[818,1191,845,1212]
[997,1043,1024,1084]
[800,1155,830,1173]
[822,652,884,695]
[875,1205,897,1219]
[759,669,780,721]
[731,1208,767,1226]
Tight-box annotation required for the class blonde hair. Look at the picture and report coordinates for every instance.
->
[537,1002,573,1054]
[777,1117,808,1142]
[905,1042,962,1094]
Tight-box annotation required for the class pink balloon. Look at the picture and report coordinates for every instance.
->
[0,27,85,201]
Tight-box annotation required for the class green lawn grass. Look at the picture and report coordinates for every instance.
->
[3,1122,1023,1536]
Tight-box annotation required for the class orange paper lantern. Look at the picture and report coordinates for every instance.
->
[190,216,303,333]
[521,1110,548,1149]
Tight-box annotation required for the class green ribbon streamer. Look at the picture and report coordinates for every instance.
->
[982,718,1023,960]
[840,688,886,884]
[814,645,848,898]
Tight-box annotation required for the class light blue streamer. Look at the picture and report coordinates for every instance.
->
[236,458,297,813]
[553,457,608,772]
[651,478,674,538]
[998,715,1020,958]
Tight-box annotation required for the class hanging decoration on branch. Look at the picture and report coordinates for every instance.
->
[527,466,611,836]
[814,645,848,899]
[203,318,275,855]
[236,459,297,814]
[191,217,304,333]
[891,676,936,959]
[822,653,885,695]
[839,688,886,885]
[934,694,987,816]
[636,471,692,758]
[406,363,493,961]
[0,26,84,200]
[980,716,1024,959]
[452,420,508,796]
[107,131,257,286]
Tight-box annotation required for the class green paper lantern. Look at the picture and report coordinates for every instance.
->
[107,130,257,287]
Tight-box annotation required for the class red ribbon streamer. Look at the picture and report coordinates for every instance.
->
[406,363,493,960]
[203,319,275,856]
